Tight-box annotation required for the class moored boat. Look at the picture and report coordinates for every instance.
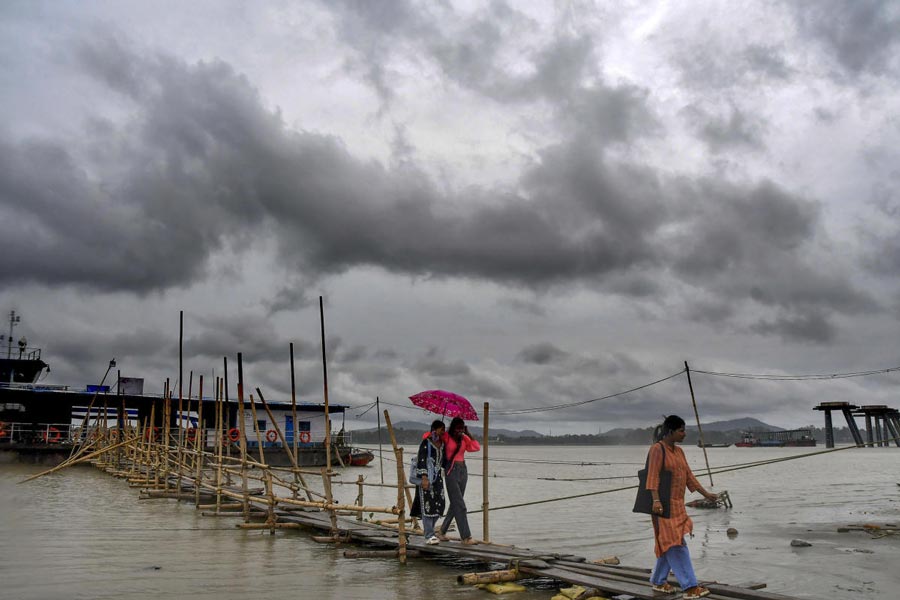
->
[349,449,375,466]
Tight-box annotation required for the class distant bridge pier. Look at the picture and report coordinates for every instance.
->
[848,405,900,448]
[814,402,863,448]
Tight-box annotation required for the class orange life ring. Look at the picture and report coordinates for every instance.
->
[228,428,241,442]
[186,427,197,442]
[265,429,278,443]
[109,429,119,441]
[44,426,61,443]
[299,431,311,443]
[144,426,161,441]
[0,421,6,438]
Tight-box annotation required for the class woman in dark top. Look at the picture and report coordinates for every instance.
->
[410,420,446,544]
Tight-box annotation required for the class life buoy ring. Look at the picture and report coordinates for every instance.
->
[0,421,6,438]
[109,429,119,441]
[265,429,278,443]
[44,426,61,443]
[299,431,311,443]
[228,428,241,442]
[186,427,197,442]
[144,426,161,441]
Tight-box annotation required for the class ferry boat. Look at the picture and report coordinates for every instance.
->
[734,429,817,448]
[0,314,354,467]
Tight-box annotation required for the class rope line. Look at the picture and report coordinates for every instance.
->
[469,440,895,514]
[692,365,900,381]
[492,369,686,415]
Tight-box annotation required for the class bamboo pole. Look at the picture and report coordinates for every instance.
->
[255,388,313,501]
[20,435,137,482]
[66,358,117,462]
[376,396,384,484]
[319,296,331,470]
[216,377,224,513]
[289,343,299,469]
[236,353,250,522]
[247,394,266,467]
[356,474,364,521]
[684,361,713,486]
[194,375,205,507]
[482,401,490,543]
[458,569,520,585]
[318,467,338,538]
[383,410,407,565]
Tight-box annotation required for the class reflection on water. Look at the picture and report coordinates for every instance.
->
[1,445,898,599]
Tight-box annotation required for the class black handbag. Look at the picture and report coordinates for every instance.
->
[633,442,672,518]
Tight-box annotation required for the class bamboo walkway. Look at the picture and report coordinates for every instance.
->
[23,383,808,600]
[265,507,801,600]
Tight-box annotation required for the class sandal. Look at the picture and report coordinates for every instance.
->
[651,582,677,593]
[682,586,710,599]
[462,537,479,545]
[435,532,450,542]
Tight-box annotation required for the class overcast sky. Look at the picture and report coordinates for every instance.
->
[2,0,899,434]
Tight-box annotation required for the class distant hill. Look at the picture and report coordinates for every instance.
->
[605,417,782,437]
[349,417,852,446]
[350,420,543,444]
[687,417,784,432]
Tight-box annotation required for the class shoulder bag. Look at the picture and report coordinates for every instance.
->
[632,442,672,518]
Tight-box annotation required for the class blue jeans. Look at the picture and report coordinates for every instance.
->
[422,516,438,538]
[650,539,697,589]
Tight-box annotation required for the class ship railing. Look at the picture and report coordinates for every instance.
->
[0,382,70,391]
[0,422,73,445]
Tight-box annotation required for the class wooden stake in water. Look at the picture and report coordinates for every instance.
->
[319,296,331,471]
[383,410,407,565]
[482,401,490,543]
[684,361,713,486]
[376,396,384,484]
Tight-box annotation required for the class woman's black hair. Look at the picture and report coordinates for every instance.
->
[653,415,686,442]
[430,420,445,432]
[448,416,465,438]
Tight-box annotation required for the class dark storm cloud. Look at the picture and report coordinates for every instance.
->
[791,0,900,76]
[517,342,569,365]
[0,29,875,347]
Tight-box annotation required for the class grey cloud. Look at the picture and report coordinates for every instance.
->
[791,0,900,76]
[749,309,837,343]
[497,297,547,317]
[517,342,569,365]
[411,348,471,377]
[683,104,766,152]
[186,314,318,364]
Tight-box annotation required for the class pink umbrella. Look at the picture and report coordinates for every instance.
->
[408,389,478,421]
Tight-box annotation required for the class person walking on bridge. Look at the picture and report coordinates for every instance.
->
[436,416,481,545]
[645,415,719,599]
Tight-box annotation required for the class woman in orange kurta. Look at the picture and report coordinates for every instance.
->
[645,415,718,599]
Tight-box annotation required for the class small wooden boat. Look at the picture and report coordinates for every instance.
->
[697,442,731,448]
[349,449,375,466]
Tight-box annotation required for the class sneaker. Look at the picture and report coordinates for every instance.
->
[426,536,440,545]
[682,586,710,599]
[651,582,676,593]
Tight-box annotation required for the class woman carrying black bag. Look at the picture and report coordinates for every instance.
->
[645,415,719,599]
